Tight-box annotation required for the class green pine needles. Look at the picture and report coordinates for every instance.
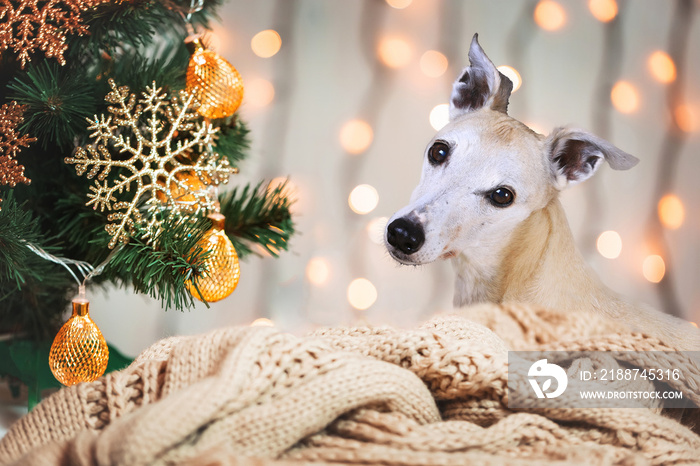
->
[220,181,296,259]
[0,192,74,339]
[0,1,295,340]
[8,61,97,148]
[105,215,211,311]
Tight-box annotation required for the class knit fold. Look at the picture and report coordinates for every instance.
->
[1,302,699,465]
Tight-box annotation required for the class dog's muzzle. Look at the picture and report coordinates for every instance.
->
[386,217,425,255]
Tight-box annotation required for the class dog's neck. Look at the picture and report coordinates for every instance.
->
[451,198,620,315]
[452,198,700,350]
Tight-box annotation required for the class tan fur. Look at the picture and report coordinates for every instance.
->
[491,199,700,350]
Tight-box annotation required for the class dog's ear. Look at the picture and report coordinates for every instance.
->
[545,127,639,189]
[449,34,513,120]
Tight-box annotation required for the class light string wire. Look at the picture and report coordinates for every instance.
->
[179,0,204,32]
[24,241,121,289]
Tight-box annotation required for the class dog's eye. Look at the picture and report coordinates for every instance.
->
[428,141,450,166]
[489,187,514,207]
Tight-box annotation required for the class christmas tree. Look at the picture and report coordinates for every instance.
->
[0,0,294,392]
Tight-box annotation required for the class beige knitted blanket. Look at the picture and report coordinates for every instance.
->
[1,303,699,465]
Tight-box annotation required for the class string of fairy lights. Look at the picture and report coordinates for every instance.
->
[224,0,696,324]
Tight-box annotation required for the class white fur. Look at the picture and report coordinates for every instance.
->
[386,35,700,351]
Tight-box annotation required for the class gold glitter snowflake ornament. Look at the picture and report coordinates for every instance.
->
[65,80,233,248]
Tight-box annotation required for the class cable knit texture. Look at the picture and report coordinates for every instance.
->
[1,302,699,465]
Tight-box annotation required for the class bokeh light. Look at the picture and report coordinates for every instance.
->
[643,255,666,283]
[429,103,450,131]
[367,217,388,244]
[267,177,299,216]
[347,278,378,310]
[251,318,274,327]
[386,0,412,9]
[420,50,448,77]
[534,0,567,31]
[244,78,275,108]
[268,176,295,196]
[611,81,639,114]
[349,184,379,215]
[596,230,622,259]
[340,119,373,154]
[204,31,223,53]
[251,29,282,58]
[306,257,331,286]
[378,36,413,68]
[658,194,685,230]
[674,104,698,132]
[648,51,676,84]
[588,0,618,22]
[497,65,522,92]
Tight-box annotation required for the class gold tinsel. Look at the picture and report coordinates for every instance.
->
[0,0,109,68]
[49,297,109,386]
[65,79,233,248]
[0,101,34,209]
[186,213,240,302]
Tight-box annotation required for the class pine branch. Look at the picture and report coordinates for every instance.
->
[52,191,113,264]
[212,117,250,167]
[0,191,74,338]
[7,60,97,148]
[67,1,184,60]
[108,40,191,93]
[219,181,295,259]
[0,0,297,340]
[103,214,211,310]
[0,191,47,287]
[66,0,224,63]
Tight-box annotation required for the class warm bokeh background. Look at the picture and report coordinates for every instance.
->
[92,0,700,357]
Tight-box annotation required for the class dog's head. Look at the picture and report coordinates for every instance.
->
[385,34,639,266]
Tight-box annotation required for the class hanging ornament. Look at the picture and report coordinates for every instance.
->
[186,212,240,302]
[155,169,207,212]
[186,36,244,120]
[49,287,109,386]
[65,80,232,248]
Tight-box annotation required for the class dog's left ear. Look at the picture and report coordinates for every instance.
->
[545,127,639,189]
[450,34,513,120]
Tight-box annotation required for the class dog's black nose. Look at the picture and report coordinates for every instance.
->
[386,218,425,255]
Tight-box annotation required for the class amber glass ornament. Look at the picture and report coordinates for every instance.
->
[155,169,207,210]
[187,213,240,302]
[186,36,244,119]
[49,293,109,386]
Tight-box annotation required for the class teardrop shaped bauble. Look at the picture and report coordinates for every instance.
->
[187,213,240,302]
[186,37,244,119]
[49,299,109,386]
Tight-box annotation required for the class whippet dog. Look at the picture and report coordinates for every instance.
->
[386,34,700,351]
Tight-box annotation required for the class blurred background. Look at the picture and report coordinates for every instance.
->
[91,0,700,358]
